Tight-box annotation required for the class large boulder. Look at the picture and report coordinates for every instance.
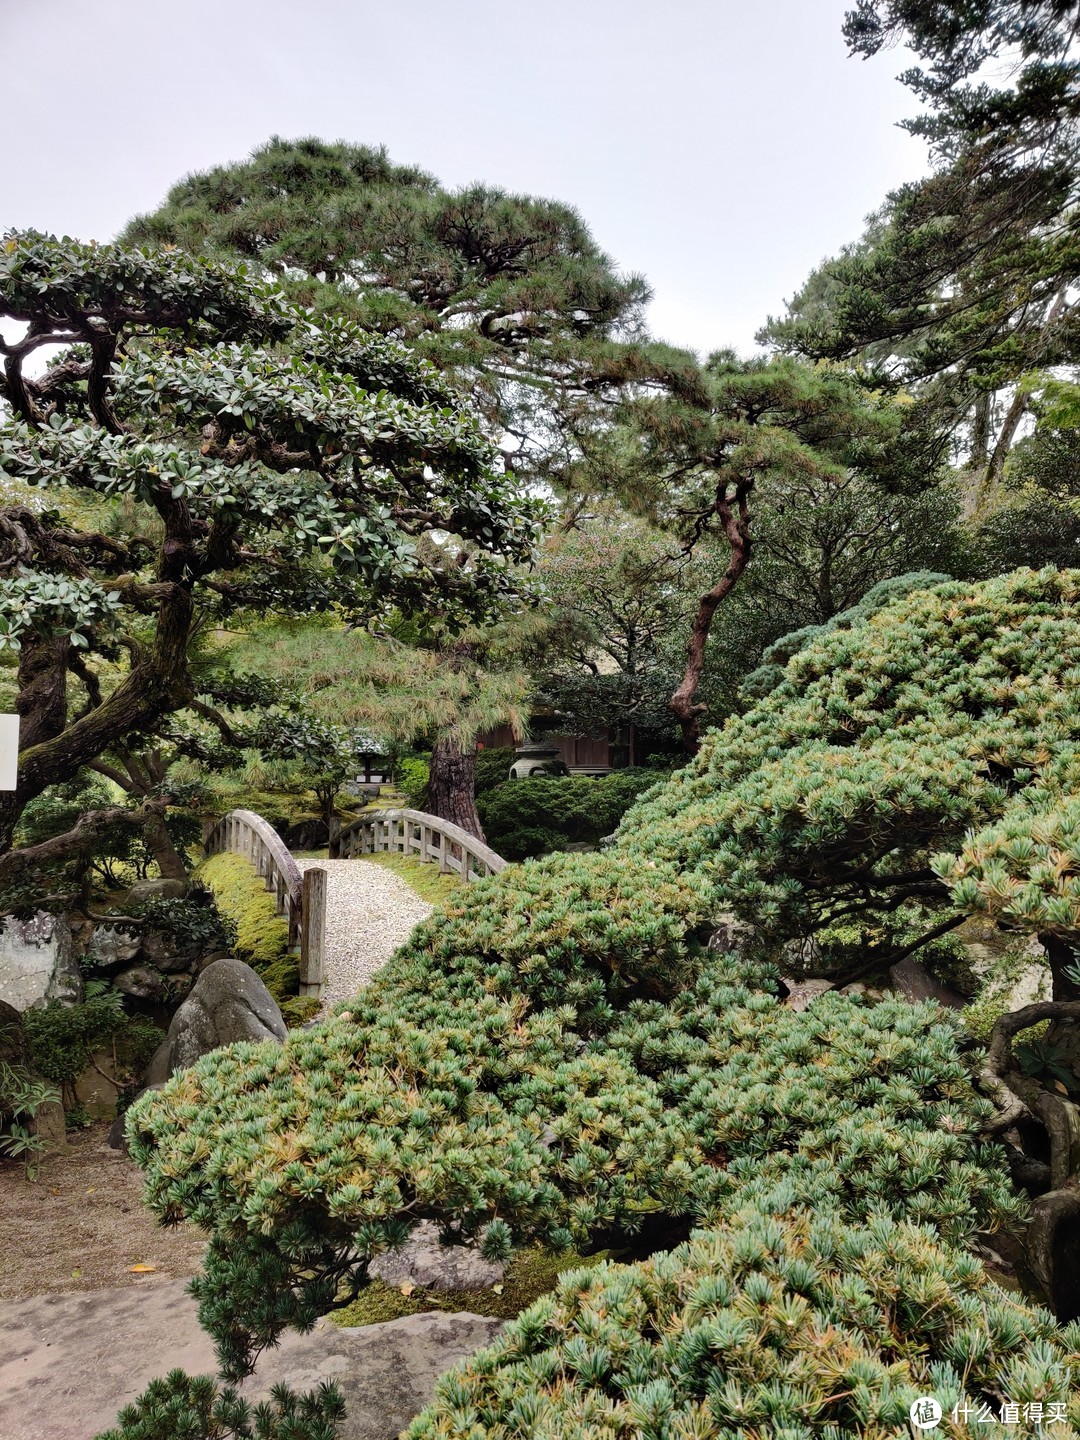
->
[241,1311,507,1440]
[141,957,287,1087]
[0,912,81,1011]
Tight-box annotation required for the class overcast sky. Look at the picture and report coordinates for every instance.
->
[2,0,926,355]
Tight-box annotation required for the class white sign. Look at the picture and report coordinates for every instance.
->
[0,715,19,790]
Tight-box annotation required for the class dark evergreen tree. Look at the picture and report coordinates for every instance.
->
[764,0,1080,516]
[0,232,540,894]
[123,137,675,832]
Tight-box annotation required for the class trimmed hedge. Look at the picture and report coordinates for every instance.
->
[478,770,661,859]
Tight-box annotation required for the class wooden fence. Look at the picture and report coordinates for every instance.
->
[330,808,507,882]
[205,807,506,1000]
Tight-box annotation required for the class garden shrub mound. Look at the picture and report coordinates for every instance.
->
[126,569,1080,1425]
[409,1210,1080,1438]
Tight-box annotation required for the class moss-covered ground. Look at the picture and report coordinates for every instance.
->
[329,1245,602,1328]
[361,851,462,907]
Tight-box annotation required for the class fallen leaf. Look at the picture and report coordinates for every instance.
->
[129,1264,157,1273]
[399,1281,415,1297]
[86,1187,96,1194]
[492,1284,504,1294]
[1054,1081,1069,1095]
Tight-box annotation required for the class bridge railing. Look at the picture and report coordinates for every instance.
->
[331,808,506,882]
[205,806,507,1001]
[204,808,329,994]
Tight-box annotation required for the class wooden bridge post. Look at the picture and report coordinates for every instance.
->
[299,866,327,998]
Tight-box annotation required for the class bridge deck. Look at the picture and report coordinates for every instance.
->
[295,858,432,1009]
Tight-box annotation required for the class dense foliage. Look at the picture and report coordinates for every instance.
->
[410,1209,1080,1438]
[477,770,661,860]
[0,230,541,894]
[125,569,1080,1416]
[94,1370,344,1440]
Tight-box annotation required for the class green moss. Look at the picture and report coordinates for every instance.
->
[330,1245,601,1329]
[281,996,322,1028]
[196,852,290,966]
[363,850,462,907]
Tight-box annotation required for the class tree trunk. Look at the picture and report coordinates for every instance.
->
[967,389,1028,520]
[427,734,485,841]
[141,809,189,880]
[670,481,753,754]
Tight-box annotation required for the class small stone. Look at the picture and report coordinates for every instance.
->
[113,964,169,1002]
[781,977,834,1013]
[141,928,200,973]
[83,925,142,973]
[127,877,189,904]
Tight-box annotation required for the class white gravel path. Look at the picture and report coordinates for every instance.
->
[296,858,432,1009]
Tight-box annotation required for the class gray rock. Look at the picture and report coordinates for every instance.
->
[242,1311,507,1440]
[127,877,189,904]
[0,1282,504,1440]
[889,956,968,1010]
[141,928,200,973]
[142,957,287,1086]
[708,915,755,954]
[84,924,142,973]
[781,935,824,973]
[781,977,834,1013]
[113,963,169,1002]
[369,1221,507,1292]
[0,911,82,1011]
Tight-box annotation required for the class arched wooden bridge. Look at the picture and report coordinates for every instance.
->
[204,808,506,1000]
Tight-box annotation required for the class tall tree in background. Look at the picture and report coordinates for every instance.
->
[607,354,908,750]
[0,232,539,897]
[224,618,538,839]
[125,137,682,831]
[764,0,1080,517]
[534,512,717,756]
[122,137,661,487]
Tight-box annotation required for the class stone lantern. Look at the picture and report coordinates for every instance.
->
[509,738,570,779]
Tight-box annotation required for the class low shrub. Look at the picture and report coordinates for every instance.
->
[93,1369,344,1440]
[134,887,237,955]
[23,993,162,1108]
[474,746,516,795]
[478,770,661,860]
[396,756,430,810]
[127,571,1080,1425]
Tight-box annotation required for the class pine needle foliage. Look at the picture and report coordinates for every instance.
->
[126,567,1080,1425]
[408,1210,1080,1439]
[94,1369,344,1440]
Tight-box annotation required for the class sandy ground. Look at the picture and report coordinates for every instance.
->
[0,1124,207,1301]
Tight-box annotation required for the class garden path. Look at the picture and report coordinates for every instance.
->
[295,858,432,1009]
